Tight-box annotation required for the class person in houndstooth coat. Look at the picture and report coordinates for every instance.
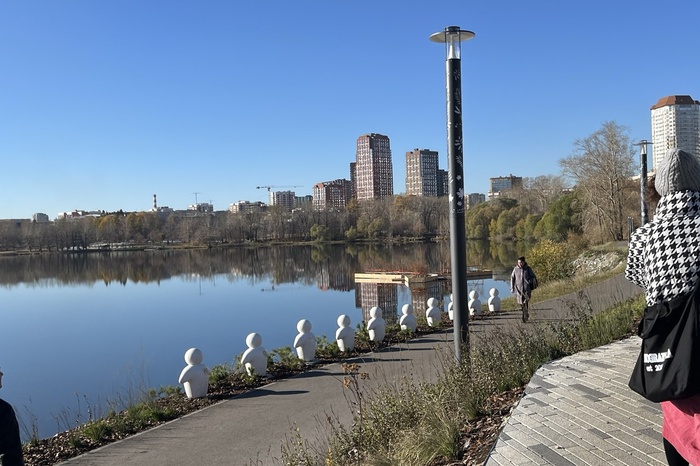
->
[626,148,700,466]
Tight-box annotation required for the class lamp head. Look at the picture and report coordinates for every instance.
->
[430,26,475,59]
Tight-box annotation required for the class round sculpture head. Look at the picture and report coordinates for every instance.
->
[490,288,499,297]
[469,290,479,300]
[297,319,312,333]
[337,314,351,328]
[401,303,413,316]
[184,348,203,365]
[369,306,382,319]
[427,297,438,307]
[246,332,262,349]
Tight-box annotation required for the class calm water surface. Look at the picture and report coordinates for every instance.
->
[0,242,518,440]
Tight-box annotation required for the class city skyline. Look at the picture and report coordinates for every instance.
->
[2,1,700,219]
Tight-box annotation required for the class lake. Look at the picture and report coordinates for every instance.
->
[0,241,519,440]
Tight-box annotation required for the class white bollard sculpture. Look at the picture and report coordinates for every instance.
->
[426,297,441,327]
[367,306,386,342]
[488,288,501,313]
[335,314,355,352]
[400,303,417,332]
[447,294,454,321]
[178,348,209,399]
[241,332,268,377]
[294,319,317,362]
[469,290,482,317]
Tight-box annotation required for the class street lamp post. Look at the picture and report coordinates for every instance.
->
[633,140,652,226]
[430,26,475,364]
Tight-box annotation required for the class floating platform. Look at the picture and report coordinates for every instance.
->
[354,270,492,286]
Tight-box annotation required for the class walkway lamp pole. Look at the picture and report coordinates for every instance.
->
[430,26,475,364]
[633,140,652,226]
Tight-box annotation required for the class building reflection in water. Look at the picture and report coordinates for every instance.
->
[408,280,450,318]
[357,282,399,324]
[316,261,354,291]
[356,279,452,325]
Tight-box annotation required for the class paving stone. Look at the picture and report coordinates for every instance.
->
[529,444,576,465]
[561,446,615,466]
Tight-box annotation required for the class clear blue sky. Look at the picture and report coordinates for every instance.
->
[2,0,699,219]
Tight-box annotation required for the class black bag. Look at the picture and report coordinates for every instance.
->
[528,267,538,290]
[628,283,700,402]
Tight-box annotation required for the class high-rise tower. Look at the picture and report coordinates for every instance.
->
[355,133,393,201]
[651,95,700,169]
[405,148,439,197]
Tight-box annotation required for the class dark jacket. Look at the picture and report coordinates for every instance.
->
[0,398,23,466]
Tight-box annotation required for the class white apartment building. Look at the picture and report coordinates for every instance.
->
[229,201,266,213]
[651,95,700,169]
[269,190,296,211]
[405,148,439,197]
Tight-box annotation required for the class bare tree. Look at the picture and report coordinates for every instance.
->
[559,121,635,241]
[524,175,567,213]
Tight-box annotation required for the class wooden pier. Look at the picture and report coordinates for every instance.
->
[354,270,493,286]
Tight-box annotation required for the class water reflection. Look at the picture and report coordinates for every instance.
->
[0,240,522,288]
[0,241,523,440]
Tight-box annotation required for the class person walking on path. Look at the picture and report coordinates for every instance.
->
[511,256,536,323]
[625,148,700,466]
[0,368,25,466]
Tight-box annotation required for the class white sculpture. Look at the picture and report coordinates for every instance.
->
[178,348,209,399]
[488,288,501,313]
[335,314,355,352]
[447,294,454,321]
[426,297,441,327]
[400,303,417,332]
[367,306,386,342]
[469,290,482,317]
[241,332,268,377]
[293,319,317,362]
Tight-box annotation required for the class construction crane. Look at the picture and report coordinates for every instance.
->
[256,185,302,192]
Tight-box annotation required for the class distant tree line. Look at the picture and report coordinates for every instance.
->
[0,121,643,253]
[0,196,451,252]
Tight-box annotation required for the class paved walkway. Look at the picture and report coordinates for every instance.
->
[486,337,664,466]
[57,274,655,466]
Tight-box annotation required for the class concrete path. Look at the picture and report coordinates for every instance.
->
[57,274,650,466]
[57,333,456,466]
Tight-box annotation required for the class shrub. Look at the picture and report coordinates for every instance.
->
[527,239,574,283]
[81,420,113,442]
[269,346,305,371]
[315,336,341,359]
[127,402,175,423]
[209,363,234,384]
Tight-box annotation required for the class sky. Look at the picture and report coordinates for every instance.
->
[2,0,700,219]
